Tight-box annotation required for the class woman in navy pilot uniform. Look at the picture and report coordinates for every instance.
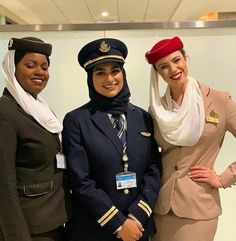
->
[62,38,162,241]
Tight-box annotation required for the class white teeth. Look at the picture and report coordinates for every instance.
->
[32,79,43,83]
[104,84,115,88]
[172,72,181,80]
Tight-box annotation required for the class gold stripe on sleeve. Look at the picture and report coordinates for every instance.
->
[100,208,118,226]
[98,206,119,226]
[138,203,151,217]
[139,200,152,214]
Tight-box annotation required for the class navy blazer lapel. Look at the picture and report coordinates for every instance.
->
[91,111,123,155]
[126,105,139,152]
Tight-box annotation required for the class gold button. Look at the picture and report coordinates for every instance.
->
[124,189,129,194]
[122,155,128,161]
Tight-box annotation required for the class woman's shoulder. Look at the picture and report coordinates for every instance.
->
[63,102,91,121]
[0,96,20,133]
[128,102,148,113]
[0,87,18,106]
[0,94,18,117]
[199,82,231,100]
[128,102,151,119]
[199,83,229,96]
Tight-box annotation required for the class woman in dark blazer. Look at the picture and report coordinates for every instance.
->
[0,37,70,241]
[62,38,162,241]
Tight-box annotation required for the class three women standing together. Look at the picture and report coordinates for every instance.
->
[0,35,235,241]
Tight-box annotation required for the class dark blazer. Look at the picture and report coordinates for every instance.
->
[0,88,69,241]
[62,102,161,241]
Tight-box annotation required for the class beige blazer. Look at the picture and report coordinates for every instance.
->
[151,83,236,220]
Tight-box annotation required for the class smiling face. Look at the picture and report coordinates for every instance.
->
[15,52,49,99]
[92,62,123,98]
[154,50,188,91]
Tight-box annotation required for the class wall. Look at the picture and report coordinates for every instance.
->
[0,27,235,240]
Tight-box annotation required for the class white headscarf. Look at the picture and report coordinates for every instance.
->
[149,66,205,146]
[1,50,63,133]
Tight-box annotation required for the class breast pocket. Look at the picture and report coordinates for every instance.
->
[133,131,152,156]
[18,181,54,197]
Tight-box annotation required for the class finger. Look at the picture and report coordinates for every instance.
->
[136,223,144,232]
[191,169,215,177]
[135,231,143,240]
[190,165,204,170]
[190,166,209,171]
[190,177,210,183]
[188,171,208,178]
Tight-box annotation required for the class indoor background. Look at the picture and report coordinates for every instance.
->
[0,1,236,241]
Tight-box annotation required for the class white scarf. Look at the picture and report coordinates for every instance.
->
[149,66,205,146]
[1,50,63,133]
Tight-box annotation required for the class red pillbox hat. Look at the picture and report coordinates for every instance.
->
[145,36,184,64]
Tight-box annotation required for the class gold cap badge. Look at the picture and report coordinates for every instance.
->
[99,41,110,52]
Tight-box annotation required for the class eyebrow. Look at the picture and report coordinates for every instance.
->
[157,55,182,68]
[156,62,167,70]
[25,59,48,63]
[24,60,49,67]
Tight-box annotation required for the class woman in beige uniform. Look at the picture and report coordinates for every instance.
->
[145,36,236,241]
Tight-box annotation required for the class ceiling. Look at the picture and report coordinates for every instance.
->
[0,0,236,25]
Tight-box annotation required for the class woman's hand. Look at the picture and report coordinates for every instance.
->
[117,218,144,241]
[188,165,223,188]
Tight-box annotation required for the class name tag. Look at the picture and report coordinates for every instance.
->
[116,172,137,190]
[56,153,67,169]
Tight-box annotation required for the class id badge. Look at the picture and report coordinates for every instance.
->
[116,172,137,190]
[56,153,67,169]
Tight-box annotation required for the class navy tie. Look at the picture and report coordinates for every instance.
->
[112,114,127,152]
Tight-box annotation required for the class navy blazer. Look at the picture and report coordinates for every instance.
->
[62,102,161,241]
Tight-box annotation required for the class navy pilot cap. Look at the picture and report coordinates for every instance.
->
[78,38,128,70]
